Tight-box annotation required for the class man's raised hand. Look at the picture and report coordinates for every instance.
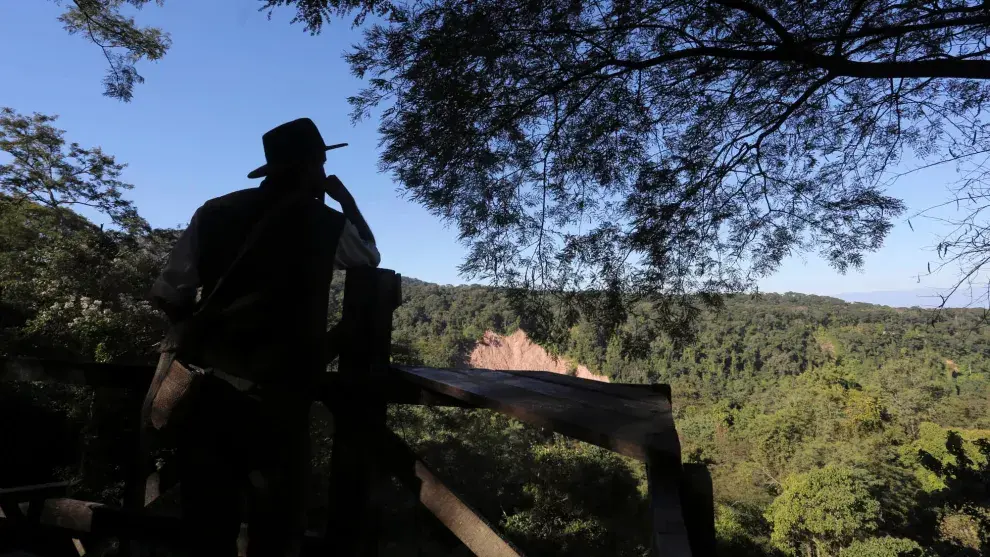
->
[325,175,352,205]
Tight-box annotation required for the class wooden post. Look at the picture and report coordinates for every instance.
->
[680,463,716,556]
[116,386,149,557]
[327,267,401,556]
[645,439,693,557]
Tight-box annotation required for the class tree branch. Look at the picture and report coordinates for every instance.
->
[713,0,794,44]
[72,0,126,94]
[608,45,990,79]
[812,13,990,46]
[834,0,868,55]
[754,73,835,150]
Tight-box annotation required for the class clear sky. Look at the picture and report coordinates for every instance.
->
[1,0,974,299]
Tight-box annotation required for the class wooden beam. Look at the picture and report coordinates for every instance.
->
[327,267,402,557]
[646,447,693,557]
[391,366,680,462]
[0,481,74,529]
[500,369,672,403]
[0,358,153,389]
[383,428,523,557]
[6,498,185,540]
[0,481,74,502]
[380,379,474,408]
[680,464,716,556]
[479,369,668,420]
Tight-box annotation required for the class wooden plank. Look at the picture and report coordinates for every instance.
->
[314,371,468,409]
[391,366,680,461]
[500,369,671,403]
[475,369,670,420]
[0,358,153,389]
[380,378,474,408]
[29,498,183,539]
[0,482,73,502]
[383,428,523,557]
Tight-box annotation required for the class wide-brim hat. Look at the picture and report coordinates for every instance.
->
[247,118,347,179]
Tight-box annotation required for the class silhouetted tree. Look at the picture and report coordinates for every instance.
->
[272,0,990,339]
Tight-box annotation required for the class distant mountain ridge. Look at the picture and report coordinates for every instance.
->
[835,287,978,308]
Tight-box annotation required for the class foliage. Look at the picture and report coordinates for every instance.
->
[766,464,882,556]
[0,107,145,230]
[51,0,170,101]
[0,206,172,361]
[346,278,990,556]
[272,0,990,339]
[910,424,990,554]
[0,108,174,362]
[840,537,924,557]
[259,0,395,29]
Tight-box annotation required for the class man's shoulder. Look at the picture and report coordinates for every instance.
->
[199,187,265,211]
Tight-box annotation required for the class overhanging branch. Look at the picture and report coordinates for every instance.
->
[713,0,794,44]
[607,46,990,79]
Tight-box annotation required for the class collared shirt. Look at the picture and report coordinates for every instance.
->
[335,218,382,270]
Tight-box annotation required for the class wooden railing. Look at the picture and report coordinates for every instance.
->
[0,267,715,556]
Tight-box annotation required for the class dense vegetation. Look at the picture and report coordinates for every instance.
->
[377,279,990,556]
[1,106,988,554]
[1,189,989,555]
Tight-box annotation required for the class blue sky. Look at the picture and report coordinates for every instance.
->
[1,1,972,300]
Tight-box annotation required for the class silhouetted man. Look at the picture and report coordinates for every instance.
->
[147,118,379,557]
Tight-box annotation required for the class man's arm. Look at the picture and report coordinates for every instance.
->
[149,210,203,323]
[326,175,375,244]
[326,175,380,269]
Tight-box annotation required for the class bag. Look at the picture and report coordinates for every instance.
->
[141,352,208,432]
[141,190,312,433]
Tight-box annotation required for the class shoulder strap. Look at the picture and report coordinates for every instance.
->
[195,190,312,318]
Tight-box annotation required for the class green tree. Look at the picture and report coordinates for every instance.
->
[0,198,172,361]
[0,107,145,230]
[0,108,173,360]
[501,441,648,556]
[767,464,882,556]
[840,537,923,557]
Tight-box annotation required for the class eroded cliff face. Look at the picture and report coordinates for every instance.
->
[468,329,609,383]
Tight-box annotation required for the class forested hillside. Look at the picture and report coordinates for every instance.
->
[1,196,988,556]
[342,275,990,556]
